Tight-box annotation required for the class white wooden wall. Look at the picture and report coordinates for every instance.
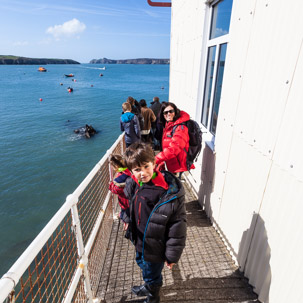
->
[170,0,303,302]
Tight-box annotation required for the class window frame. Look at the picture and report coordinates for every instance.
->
[196,0,232,151]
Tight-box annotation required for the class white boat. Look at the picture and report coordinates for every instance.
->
[99,67,106,70]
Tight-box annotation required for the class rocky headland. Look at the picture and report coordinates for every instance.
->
[0,55,80,65]
[89,57,169,64]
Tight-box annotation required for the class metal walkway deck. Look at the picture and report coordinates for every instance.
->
[96,181,259,303]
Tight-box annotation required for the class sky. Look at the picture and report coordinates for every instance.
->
[0,0,172,63]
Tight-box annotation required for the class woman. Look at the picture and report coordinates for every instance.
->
[155,102,192,174]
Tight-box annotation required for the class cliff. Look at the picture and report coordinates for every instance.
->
[89,57,170,64]
[0,55,80,65]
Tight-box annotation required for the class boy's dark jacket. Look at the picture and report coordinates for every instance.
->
[124,170,187,264]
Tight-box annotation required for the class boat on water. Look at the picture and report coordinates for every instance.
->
[38,66,47,72]
[2,1,303,303]
[64,73,74,77]
[100,67,106,70]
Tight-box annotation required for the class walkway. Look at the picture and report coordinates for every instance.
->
[96,181,259,303]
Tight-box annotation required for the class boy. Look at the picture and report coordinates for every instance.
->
[123,142,187,303]
[120,102,141,147]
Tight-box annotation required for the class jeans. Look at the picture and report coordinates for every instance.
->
[136,252,164,286]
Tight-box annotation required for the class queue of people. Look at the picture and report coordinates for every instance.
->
[109,95,194,303]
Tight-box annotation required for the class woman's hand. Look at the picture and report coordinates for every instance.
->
[165,261,175,270]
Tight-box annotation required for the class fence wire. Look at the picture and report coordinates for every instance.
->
[1,134,125,303]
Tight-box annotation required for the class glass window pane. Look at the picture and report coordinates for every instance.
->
[210,0,233,39]
[210,43,227,134]
[201,46,216,127]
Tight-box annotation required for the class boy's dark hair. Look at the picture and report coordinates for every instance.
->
[109,154,125,168]
[139,99,147,107]
[159,102,181,125]
[124,142,155,170]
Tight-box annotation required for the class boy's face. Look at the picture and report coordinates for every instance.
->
[132,161,155,183]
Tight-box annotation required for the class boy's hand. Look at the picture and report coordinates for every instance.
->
[165,261,175,270]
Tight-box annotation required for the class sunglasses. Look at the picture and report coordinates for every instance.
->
[163,109,174,115]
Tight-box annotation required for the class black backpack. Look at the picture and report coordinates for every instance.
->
[171,119,203,171]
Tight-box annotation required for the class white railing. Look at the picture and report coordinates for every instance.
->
[0,134,126,303]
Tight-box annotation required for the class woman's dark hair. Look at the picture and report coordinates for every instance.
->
[139,99,147,107]
[126,96,135,105]
[159,102,181,125]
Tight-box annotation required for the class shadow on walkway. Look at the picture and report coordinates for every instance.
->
[96,182,259,303]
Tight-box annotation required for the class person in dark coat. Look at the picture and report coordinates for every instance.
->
[124,142,187,303]
[120,102,141,147]
[150,96,162,118]
[149,97,163,150]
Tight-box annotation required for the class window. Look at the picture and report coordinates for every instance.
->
[200,0,233,145]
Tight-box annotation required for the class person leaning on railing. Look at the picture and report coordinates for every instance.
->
[139,99,156,144]
[108,154,132,233]
[120,102,141,147]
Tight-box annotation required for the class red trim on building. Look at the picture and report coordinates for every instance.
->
[147,0,171,7]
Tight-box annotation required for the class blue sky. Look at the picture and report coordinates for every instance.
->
[0,0,171,63]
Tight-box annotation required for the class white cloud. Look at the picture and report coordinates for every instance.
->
[46,18,86,40]
[13,41,29,46]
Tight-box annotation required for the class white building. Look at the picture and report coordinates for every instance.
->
[169,0,303,302]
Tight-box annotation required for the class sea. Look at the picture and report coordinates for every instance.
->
[0,63,169,276]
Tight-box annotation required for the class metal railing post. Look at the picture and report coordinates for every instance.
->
[107,149,117,219]
[70,199,95,303]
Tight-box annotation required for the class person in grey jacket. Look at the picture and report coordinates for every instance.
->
[123,142,187,303]
[120,102,141,147]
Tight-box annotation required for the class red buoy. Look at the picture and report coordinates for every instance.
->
[39,98,43,102]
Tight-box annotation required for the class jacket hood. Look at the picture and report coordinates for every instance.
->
[121,112,135,123]
[173,110,190,126]
[162,171,185,200]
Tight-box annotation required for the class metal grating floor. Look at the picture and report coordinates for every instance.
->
[96,181,259,303]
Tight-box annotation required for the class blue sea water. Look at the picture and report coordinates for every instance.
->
[0,64,169,276]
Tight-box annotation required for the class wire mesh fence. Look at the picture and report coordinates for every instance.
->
[0,134,125,303]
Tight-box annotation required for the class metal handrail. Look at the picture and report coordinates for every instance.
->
[0,133,126,303]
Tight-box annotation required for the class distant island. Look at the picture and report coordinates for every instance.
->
[90,58,170,64]
[0,55,80,65]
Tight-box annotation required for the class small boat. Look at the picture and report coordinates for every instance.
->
[38,67,47,72]
[99,67,106,70]
[67,87,73,92]
[65,73,74,77]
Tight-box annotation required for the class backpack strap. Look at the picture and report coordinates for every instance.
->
[171,122,186,137]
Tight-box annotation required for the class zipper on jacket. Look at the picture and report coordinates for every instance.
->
[138,202,141,225]
[141,195,178,264]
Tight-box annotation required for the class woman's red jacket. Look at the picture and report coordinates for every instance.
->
[155,111,192,173]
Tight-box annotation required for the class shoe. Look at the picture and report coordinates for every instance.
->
[132,284,151,296]
[143,285,161,303]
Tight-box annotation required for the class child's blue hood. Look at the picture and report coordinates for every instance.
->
[121,112,135,123]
